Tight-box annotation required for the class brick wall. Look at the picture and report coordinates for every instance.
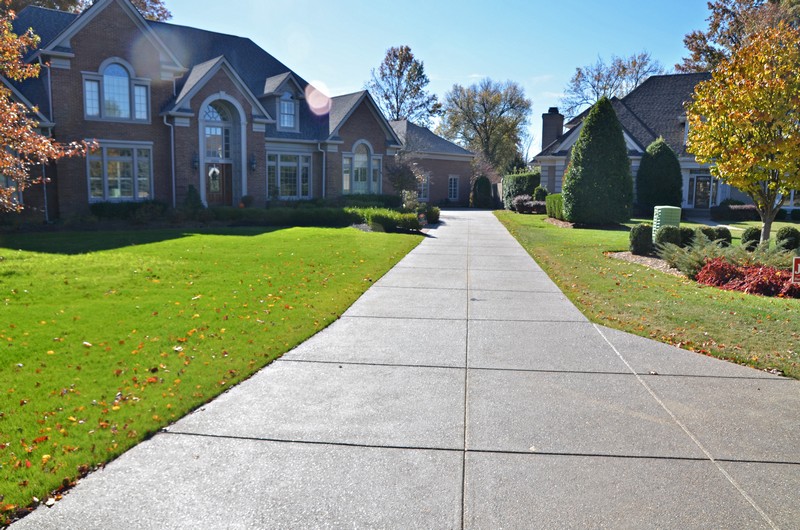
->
[49,0,173,217]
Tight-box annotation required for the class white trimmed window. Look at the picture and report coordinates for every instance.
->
[448,175,459,201]
[2,175,22,206]
[83,61,149,122]
[267,154,311,199]
[342,142,382,194]
[88,144,152,201]
[278,92,298,131]
[417,173,429,201]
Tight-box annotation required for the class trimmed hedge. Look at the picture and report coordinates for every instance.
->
[470,176,493,209]
[776,226,800,251]
[329,194,402,208]
[502,170,541,210]
[629,223,653,255]
[89,200,169,220]
[741,226,761,251]
[562,97,632,224]
[710,203,760,221]
[679,226,695,247]
[533,185,549,202]
[425,206,441,224]
[545,193,564,220]
[636,138,682,216]
[655,225,681,246]
[713,226,733,247]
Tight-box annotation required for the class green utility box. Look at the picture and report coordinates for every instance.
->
[652,206,681,242]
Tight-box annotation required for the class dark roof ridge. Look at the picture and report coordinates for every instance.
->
[614,97,659,145]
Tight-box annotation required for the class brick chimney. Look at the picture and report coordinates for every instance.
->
[541,107,564,149]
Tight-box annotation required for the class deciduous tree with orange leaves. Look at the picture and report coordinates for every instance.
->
[0,1,91,212]
[687,22,800,242]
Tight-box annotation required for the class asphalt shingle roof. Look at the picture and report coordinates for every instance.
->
[11,6,331,140]
[535,72,712,159]
[389,120,473,157]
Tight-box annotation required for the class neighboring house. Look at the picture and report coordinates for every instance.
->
[532,73,800,212]
[7,0,409,220]
[389,120,475,206]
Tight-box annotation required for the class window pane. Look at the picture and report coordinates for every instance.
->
[205,126,222,158]
[449,176,459,200]
[136,149,151,199]
[280,155,299,197]
[342,157,351,193]
[89,160,104,199]
[103,65,130,119]
[353,145,369,193]
[223,128,231,159]
[84,80,100,117]
[107,160,133,198]
[301,165,309,197]
[267,164,277,198]
[371,157,381,193]
[106,148,133,158]
[280,97,295,128]
[134,85,148,120]
[418,175,429,200]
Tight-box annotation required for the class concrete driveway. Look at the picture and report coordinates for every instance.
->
[13,210,799,529]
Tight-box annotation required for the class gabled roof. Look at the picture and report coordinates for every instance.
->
[0,76,53,127]
[262,72,304,98]
[33,0,183,71]
[390,119,473,158]
[328,91,402,147]
[164,56,273,123]
[13,3,329,141]
[535,72,711,160]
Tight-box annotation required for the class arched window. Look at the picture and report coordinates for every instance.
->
[103,64,130,119]
[342,141,382,195]
[203,102,232,160]
[83,59,149,121]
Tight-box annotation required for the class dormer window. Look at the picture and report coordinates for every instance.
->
[83,59,150,122]
[278,92,298,131]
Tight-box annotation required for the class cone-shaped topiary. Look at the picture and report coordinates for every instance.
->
[636,138,682,216]
[562,97,632,224]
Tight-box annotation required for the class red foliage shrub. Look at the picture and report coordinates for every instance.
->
[696,259,800,298]
[695,258,742,286]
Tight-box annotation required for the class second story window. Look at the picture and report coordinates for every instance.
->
[84,60,150,122]
[278,92,297,131]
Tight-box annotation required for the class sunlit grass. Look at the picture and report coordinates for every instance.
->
[0,226,420,521]
[496,212,799,379]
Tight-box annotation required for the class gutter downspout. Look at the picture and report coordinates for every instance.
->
[43,59,54,223]
[164,115,176,208]
[317,143,326,199]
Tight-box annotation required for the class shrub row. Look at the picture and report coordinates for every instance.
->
[696,257,800,298]
[709,203,760,221]
[658,232,794,280]
[545,193,565,220]
[89,200,169,221]
[502,170,541,210]
[511,195,546,214]
[635,224,732,253]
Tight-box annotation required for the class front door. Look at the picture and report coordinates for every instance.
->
[206,163,232,206]
[694,176,711,208]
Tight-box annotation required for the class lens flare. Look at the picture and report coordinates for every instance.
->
[306,81,332,116]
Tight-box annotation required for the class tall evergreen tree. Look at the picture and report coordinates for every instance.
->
[636,138,683,216]
[562,97,632,224]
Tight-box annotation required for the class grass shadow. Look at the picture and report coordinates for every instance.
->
[0,226,285,255]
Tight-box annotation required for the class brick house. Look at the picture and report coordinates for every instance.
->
[531,73,800,212]
[389,120,474,207]
[8,0,472,221]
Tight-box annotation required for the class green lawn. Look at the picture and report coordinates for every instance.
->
[0,226,420,521]
[496,212,800,379]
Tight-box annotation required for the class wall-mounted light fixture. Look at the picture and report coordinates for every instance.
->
[192,153,199,170]
[249,154,257,172]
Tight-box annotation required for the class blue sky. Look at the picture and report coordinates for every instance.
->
[166,0,712,155]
